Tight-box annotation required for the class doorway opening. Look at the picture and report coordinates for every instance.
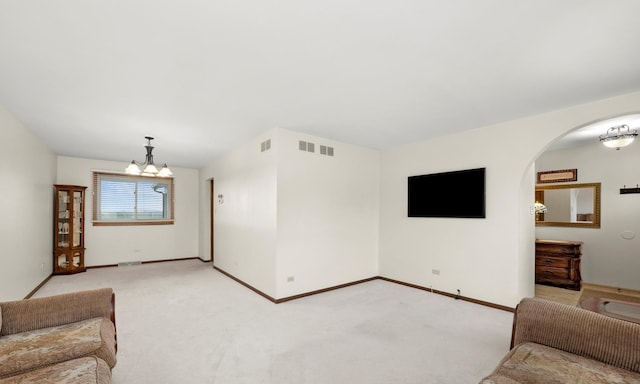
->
[210,178,214,266]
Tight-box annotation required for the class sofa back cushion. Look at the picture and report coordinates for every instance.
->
[513,298,640,373]
[0,288,113,336]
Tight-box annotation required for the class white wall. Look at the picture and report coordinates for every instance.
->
[379,90,640,307]
[379,129,528,307]
[275,129,379,298]
[56,157,200,266]
[536,141,640,290]
[0,106,56,301]
[199,128,379,300]
[517,164,537,303]
[200,130,279,297]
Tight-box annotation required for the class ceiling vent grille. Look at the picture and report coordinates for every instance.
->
[320,145,334,156]
[299,140,315,153]
[260,139,271,152]
[300,141,334,156]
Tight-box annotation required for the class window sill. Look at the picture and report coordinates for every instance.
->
[93,220,174,226]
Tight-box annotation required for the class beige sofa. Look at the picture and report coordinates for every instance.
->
[481,297,640,383]
[0,288,117,384]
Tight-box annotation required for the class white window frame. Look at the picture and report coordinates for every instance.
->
[92,172,174,226]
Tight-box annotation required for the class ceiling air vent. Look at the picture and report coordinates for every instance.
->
[299,140,315,152]
[260,139,271,152]
[320,145,334,156]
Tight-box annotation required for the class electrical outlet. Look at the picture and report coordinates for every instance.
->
[287,276,295,283]
[431,269,440,275]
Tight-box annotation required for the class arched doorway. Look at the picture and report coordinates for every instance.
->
[529,113,640,304]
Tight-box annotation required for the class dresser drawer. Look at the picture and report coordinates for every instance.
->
[535,256,570,268]
[535,266,570,280]
[536,243,581,256]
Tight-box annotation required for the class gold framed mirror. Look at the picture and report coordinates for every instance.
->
[535,182,601,228]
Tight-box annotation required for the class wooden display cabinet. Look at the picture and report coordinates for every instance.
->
[54,185,87,274]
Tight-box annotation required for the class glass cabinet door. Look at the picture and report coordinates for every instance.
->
[72,191,82,247]
[72,251,82,268]
[57,190,70,248]
[57,252,70,269]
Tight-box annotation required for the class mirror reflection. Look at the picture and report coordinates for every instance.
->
[535,183,601,228]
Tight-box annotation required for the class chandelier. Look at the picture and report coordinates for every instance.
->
[125,136,173,177]
[599,124,638,150]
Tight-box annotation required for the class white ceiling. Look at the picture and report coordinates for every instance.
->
[548,114,640,151]
[2,1,640,168]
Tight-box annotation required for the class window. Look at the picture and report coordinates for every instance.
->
[93,172,174,225]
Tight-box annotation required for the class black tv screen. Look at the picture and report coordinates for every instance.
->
[408,168,486,218]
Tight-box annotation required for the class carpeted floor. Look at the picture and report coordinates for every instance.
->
[34,260,513,384]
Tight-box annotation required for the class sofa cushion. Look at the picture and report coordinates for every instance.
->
[0,317,116,379]
[0,356,111,384]
[0,288,114,337]
[512,298,640,373]
[481,342,640,384]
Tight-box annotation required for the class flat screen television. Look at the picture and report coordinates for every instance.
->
[408,167,486,218]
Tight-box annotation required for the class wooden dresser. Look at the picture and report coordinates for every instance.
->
[535,240,583,291]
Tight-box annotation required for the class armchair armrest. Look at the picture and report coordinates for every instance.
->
[511,298,640,373]
[0,288,115,336]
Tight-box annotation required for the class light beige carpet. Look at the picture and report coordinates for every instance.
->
[34,260,513,384]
